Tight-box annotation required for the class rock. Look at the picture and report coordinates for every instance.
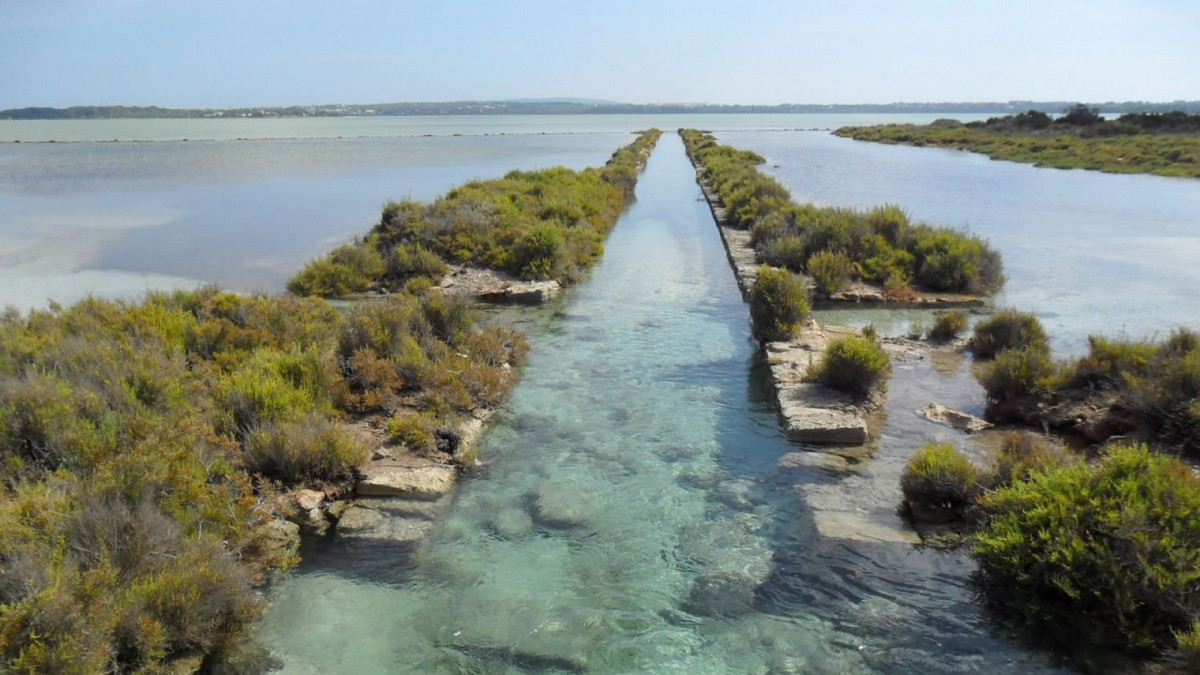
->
[293,488,324,512]
[781,405,869,444]
[256,518,300,558]
[336,505,383,532]
[777,451,850,473]
[809,510,921,545]
[918,403,992,433]
[326,499,350,521]
[531,484,601,529]
[684,570,759,618]
[504,281,560,304]
[358,463,457,499]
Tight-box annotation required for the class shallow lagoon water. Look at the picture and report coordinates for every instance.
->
[255,135,1067,673]
[723,129,1200,356]
[5,116,1198,671]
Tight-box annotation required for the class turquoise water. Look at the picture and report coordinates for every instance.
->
[255,134,1067,673]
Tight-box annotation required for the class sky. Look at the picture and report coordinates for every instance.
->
[1,0,1197,109]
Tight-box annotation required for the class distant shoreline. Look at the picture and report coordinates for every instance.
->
[5,99,1200,120]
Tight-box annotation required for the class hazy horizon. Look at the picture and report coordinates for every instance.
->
[2,1,1197,110]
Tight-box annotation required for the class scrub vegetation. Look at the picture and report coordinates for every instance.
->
[679,128,1003,297]
[0,288,527,672]
[288,129,662,297]
[836,106,1200,178]
[903,308,1200,662]
[0,129,662,671]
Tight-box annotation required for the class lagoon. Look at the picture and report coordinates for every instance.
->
[3,113,1198,671]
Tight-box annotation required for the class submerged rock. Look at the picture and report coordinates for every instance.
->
[684,570,760,618]
[919,403,992,433]
[336,505,383,532]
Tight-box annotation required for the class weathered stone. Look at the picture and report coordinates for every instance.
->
[810,510,921,545]
[777,451,850,473]
[503,281,560,304]
[919,403,992,433]
[358,463,457,499]
[326,499,350,521]
[781,405,869,444]
[336,505,383,532]
[256,518,300,558]
[293,488,324,512]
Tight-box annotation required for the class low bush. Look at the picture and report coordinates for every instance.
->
[987,431,1074,487]
[680,129,1004,296]
[748,266,810,341]
[928,309,969,341]
[900,443,981,519]
[970,309,1048,358]
[973,444,1200,652]
[386,411,440,454]
[810,334,891,396]
[978,345,1058,401]
[243,417,367,483]
[807,250,854,296]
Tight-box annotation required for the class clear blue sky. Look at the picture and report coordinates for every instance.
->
[2,0,1197,108]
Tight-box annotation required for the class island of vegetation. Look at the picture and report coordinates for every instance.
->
[0,130,661,673]
[836,105,1200,178]
[679,128,1001,448]
[898,309,1200,669]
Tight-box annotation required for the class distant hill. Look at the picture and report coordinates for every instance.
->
[4,100,1200,120]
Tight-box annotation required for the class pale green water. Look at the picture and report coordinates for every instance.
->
[255,134,1067,673]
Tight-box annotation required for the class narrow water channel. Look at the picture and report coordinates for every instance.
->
[257,134,1069,673]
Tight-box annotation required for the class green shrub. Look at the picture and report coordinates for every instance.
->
[900,443,981,519]
[386,412,440,454]
[286,243,383,297]
[748,266,810,341]
[243,417,366,483]
[810,334,892,396]
[807,250,854,296]
[973,444,1200,652]
[970,309,1048,358]
[987,431,1074,488]
[386,243,447,283]
[928,309,969,341]
[511,223,565,280]
[759,236,808,273]
[978,345,1058,401]
[1169,621,1200,671]
[1068,335,1158,387]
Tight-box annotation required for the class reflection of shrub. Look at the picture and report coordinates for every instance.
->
[748,267,810,341]
[928,309,969,341]
[970,309,1047,358]
[810,334,891,395]
[807,250,854,296]
[973,444,1200,652]
[900,443,981,519]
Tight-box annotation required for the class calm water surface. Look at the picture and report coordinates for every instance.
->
[722,130,1200,356]
[255,135,1066,674]
[4,116,1196,671]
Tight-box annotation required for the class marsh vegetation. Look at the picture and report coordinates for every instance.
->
[836,106,1200,178]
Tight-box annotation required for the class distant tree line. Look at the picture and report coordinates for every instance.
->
[5,100,1200,121]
